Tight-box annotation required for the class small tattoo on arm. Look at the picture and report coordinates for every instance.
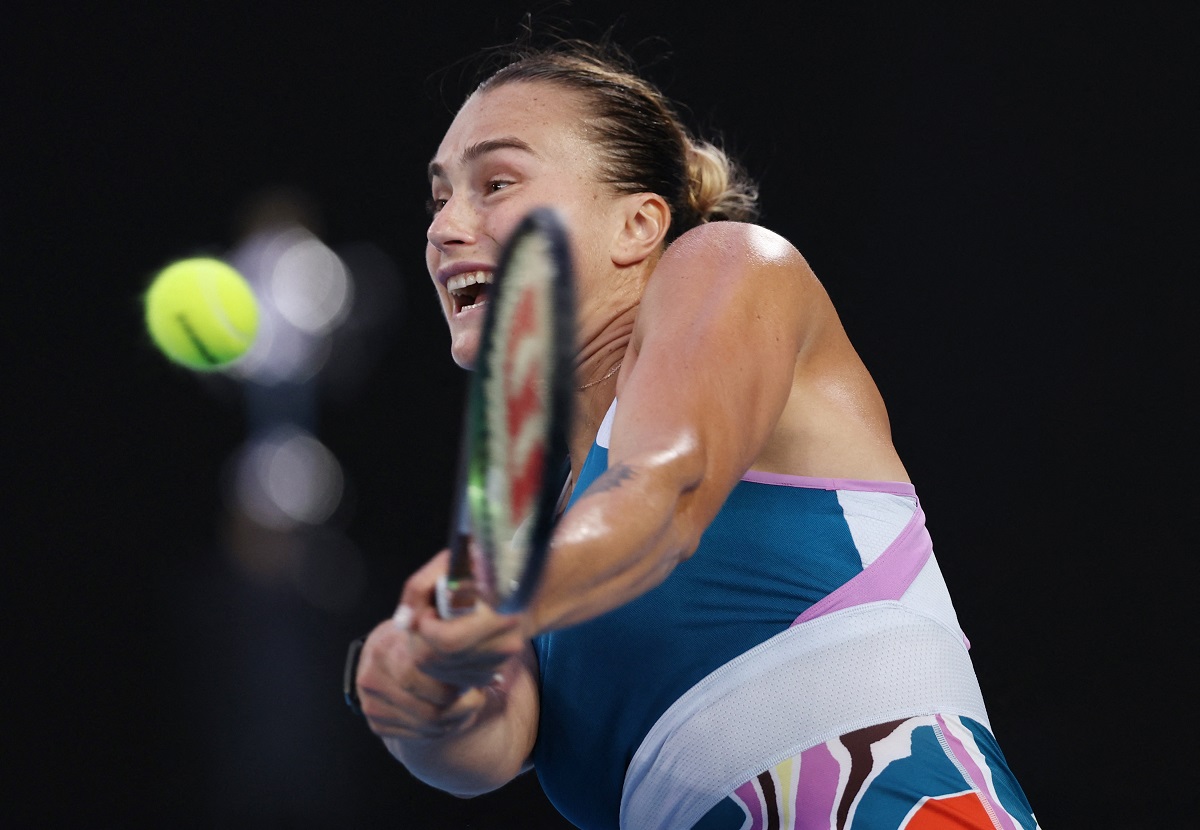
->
[585,463,636,497]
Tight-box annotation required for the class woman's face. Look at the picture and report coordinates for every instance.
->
[426,81,625,368]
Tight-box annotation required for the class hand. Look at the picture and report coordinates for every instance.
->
[356,617,488,740]
[356,551,527,740]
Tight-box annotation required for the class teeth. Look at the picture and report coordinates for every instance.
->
[447,271,493,293]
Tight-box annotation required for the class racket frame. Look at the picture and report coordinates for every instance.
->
[438,208,574,617]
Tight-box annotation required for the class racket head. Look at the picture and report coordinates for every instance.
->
[459,207,574,613]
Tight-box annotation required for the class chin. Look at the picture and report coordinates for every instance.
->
[450,329,481,370]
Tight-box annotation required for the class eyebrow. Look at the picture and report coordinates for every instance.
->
[427,137,538,182]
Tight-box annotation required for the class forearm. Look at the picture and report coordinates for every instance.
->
[526,447,709,635]
[519,228,810,636]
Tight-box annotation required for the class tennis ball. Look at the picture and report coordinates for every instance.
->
[144,257,260,371]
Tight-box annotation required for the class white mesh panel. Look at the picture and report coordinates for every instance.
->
[836,490,917,566]
[620,603,990,830]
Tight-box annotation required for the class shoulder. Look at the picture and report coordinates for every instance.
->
[653,222,819,300]
[628,222,832,375]
[664,221,806,268]
[640,222,824,333]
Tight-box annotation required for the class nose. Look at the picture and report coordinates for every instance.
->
[426,195,475,252]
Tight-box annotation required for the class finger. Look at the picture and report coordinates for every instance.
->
[364,686,488,740]
[409,635,521,689]
[438,685,490,723]
[365,708,463,740]
[417,657,509,689]
[415,602,523,656]
[398,550,451,619]
[356,617,502,726]
[397,669,466,709]
[392,550,452,633]
[392,603,414,631]
[358,686,437,728]
[413,635,525,689]
[404,629,511,682]
[400,616,513,677]
[356,619,460,710]
[358,661,474,736]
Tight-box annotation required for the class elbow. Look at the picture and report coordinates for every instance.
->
[664,518,706,573]
[675,537,702,564]
[666,520,706,568]
[635,437,713,570]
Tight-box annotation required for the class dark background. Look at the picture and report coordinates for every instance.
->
[5,2,1195,827]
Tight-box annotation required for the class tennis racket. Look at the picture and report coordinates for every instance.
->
[436,207,575,618]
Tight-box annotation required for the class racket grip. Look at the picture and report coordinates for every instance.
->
[436,574,479,619]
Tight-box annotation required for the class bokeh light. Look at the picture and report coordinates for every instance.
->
[233,425,344,530]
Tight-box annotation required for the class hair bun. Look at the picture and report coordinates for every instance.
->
[685,141,760,226]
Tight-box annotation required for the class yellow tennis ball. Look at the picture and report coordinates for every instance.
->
[144,257,260,371]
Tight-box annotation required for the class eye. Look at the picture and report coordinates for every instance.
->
[487,179,513,193]
[426,197,448,216]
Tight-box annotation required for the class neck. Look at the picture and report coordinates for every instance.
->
[569,254,658,473]
[569,305,636,473]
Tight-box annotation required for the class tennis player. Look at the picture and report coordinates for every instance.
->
[352,40,1042,830]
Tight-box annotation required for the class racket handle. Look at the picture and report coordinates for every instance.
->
[441,522,478,619]
[436,574,479,619]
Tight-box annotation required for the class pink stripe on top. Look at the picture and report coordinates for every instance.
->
[741,469,916,498]
[791,502,933,627]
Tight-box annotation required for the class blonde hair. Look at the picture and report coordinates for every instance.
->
[476,40,760,240]
[685,141,759,228]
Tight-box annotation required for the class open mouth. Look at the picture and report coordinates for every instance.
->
[447,270,493,314]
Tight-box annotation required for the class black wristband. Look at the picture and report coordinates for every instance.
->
[343,637,366,716]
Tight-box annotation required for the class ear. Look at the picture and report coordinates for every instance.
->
[611,193,671,266]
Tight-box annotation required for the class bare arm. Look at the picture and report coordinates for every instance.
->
[356,552,540,797]
[357,223,820,791]
[526,222,820,634]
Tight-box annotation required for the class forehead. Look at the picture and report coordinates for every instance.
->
[432,81,593,171]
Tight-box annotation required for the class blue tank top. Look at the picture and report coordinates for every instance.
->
[531,439,868,830]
